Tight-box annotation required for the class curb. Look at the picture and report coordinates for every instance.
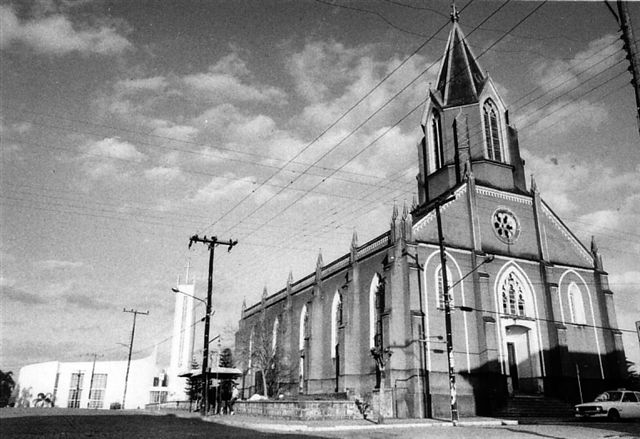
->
[209,418,518,432]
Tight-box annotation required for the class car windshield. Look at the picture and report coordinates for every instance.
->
[595,391,622,402]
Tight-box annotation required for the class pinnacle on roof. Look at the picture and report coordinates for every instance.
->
[434,8,486,107]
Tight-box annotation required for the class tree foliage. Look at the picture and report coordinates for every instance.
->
[622,359,640,390]
[238,316,289,398]
[0,370,16,407]
[219,348,234,368]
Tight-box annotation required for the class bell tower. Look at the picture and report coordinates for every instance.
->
[415,6,526,213]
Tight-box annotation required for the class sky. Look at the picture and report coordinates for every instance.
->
[1,0,639,375]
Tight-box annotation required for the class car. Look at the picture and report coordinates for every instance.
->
[575,389,640,421]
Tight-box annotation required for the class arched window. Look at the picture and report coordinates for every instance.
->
[271,318,279,352]
[431,111,444,170]
[299,305,309,391]
[483,99,502,162]
[331,291,342,359]
[369,274,385,349]
[568,283,586,324]
[500,272,526,317]
[299,305,308,351]
[435,265,454,309]
[249,327,255,370]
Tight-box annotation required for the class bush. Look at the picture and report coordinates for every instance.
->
[110,402,122,410]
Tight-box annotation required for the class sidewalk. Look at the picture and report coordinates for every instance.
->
[199,413,519,433]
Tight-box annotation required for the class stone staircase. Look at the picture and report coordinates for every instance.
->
[494,395,574,418]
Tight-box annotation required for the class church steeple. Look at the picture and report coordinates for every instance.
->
[414,7,527,214]
[434,6,486,107]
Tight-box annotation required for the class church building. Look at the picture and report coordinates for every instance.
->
[235,11,626,418]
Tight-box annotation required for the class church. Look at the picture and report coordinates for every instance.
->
[235,11,627,419]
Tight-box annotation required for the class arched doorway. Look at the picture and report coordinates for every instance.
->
[504,325,536,394]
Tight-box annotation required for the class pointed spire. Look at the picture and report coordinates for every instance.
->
[591,235,599,255]
[350,229,359,263]
[435,9,486,107]
[316,249,324,277]
[287,270,294,287]
[392,200,399,221]
[262,286,268,301]
[412,194,418,212]
[402,199,409,220]
[530,174,538,194]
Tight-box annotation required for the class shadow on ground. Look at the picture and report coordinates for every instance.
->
[1,411,331,439]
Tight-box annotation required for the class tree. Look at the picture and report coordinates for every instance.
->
[0,370,16,407]
[621,359,640,390]
[219,348,234,368]
[184,359,201,405]
[238,317,289,398]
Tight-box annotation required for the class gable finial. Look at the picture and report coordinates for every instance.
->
[591,235,599,255]
[530,174,539,194]
[451,2,460,23]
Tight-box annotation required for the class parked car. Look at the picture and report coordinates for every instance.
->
[575,389,640,421]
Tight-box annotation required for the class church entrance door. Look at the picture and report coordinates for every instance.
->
[504,325,538,395]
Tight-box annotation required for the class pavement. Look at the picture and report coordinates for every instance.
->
[183,412,521,433]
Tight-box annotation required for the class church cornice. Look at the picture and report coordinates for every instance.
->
[412,183,468,233]
[475,185,532,205]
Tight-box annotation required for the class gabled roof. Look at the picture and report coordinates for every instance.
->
[435,9,486,107]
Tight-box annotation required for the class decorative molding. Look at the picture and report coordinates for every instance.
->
[413,184,468,233]
[476,186,532,205]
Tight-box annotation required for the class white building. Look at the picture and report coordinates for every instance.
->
[166,281,197,401]
[17,353,165,409]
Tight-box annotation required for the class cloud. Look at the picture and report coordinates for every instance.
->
[144,166,181,181]
[183,71,286,104]
[192,174,274,205]
[63,293,112,310]
[0,4,131,55]
[1,284,46,305]
[115,76,169,92]
[34,260,84,270]
[83,137,146,161]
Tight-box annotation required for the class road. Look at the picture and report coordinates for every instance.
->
[1,409,639,438]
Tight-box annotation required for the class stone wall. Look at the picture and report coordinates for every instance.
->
[235,400,362,420]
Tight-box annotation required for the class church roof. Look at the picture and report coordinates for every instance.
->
[435,8,486,107]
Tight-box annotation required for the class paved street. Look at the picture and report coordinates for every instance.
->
[1,409,639,438]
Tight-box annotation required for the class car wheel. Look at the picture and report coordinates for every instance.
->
[607,409,620,422]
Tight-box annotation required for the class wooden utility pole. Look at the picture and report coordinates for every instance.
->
[122,308,149,409]
[435,195,458,425]
[607,1,640,137]
[188,234,237,416]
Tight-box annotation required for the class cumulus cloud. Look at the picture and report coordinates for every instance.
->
[63,293,112,310]
[83,137,146,161]
[0,4,131,55]
[192,174,275,205]
[115,76,169,92]
[34,260,84,270]
[144,166,181,181]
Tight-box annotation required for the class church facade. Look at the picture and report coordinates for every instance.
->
[235,14,626,418]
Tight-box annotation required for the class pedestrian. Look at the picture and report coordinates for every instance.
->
[229,382,239,415]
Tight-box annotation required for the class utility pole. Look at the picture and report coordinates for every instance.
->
[122,308,149,409]
[188,234,237,416]
[87,353,102,408]
[607,0,640,137]
[435,195,458,425]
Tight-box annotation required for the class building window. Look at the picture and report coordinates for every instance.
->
[568,282,586,324]
[483,99,503,162]
[431,111,444,170]
[88,374,107,409]
[67,372,84,408]
[501,272,526,317]
[149,391,167,404]
[299,304,309,392]
[436,265,454,309]
[370,274,384,349]
[331,291,342,359]
[272,318,279,352]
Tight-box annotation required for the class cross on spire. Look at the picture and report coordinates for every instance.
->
[450,2,460,23]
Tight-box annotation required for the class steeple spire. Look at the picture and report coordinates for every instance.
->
[435,9,486,107]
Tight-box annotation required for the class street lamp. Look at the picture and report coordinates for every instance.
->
[172,287,206,305]
[171,286,212,415]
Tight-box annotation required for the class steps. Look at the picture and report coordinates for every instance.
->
[494,395,574,418]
